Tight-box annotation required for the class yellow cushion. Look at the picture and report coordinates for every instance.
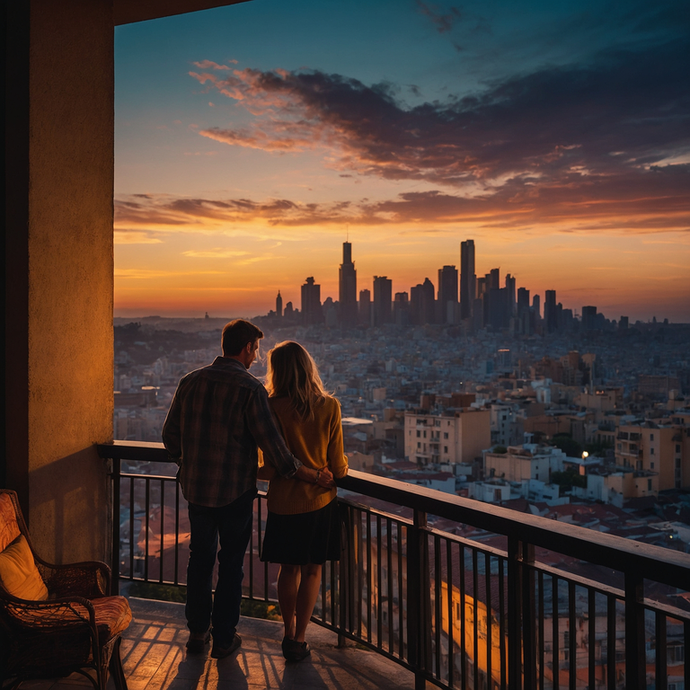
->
[0,535,49,601]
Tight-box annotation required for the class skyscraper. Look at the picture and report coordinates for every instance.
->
[544,290,558,332]
[437,265,458,324]
[505,273,516,317]
[372,276,392,326]
[582,305,598,332]
[460,239,476,320]
[301,276,322,325]
[410,277,436,325]
[276,290,283,318]
[393,292,410,326]
[339,241,357,328]
[488,268,500,290]
[359,289,371,325]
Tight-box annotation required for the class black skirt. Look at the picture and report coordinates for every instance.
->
[260,498,341,565]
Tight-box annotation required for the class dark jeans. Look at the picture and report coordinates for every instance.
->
[186,489,256,645]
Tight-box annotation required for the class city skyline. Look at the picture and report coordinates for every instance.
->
[264,239,655,329]
[114,0,690,322]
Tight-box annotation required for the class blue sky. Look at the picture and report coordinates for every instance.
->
[114,0,690,321]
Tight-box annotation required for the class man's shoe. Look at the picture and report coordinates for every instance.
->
[284,639,311,662]
[211,632,242,659]
[186,628,211,654]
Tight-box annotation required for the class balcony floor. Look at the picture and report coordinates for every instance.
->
[22,597,420,690]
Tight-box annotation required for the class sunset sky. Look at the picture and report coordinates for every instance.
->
[114,0,690,323]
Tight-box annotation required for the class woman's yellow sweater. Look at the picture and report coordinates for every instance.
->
[258,395,348,515]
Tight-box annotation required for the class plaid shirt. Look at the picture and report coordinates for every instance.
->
[162,356,301,507]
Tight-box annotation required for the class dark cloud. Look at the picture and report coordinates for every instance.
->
[194,38,689,191]
[180,37,690,233]
[415,1,463,34]
[115,158,690,233]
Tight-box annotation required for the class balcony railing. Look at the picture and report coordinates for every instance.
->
[98,441,690,690]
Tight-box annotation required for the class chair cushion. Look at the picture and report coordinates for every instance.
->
[0,493,21,552]
[89,595,132,640]
[0,535,49,601]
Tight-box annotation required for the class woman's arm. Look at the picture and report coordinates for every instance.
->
[328,399,349,479]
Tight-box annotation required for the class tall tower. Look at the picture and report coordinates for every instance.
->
[437,265,458,324]
[544,290,558,332]
[359,289,371,325]
[505,274,516,316]
[460,240,476,320]
[339,241,357,328]
[276,290,283,318]
[372,276,392,326]
[301,277,322,325]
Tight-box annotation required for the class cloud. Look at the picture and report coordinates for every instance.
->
[115,170,690,234]
[115,268,224,279]
[415,1,463,34]
[182,248,250,258]
[192,60,232,71]
[189,38,690,223]
[114,229,164,244]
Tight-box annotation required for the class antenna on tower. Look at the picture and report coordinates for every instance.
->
[346,224,349,242]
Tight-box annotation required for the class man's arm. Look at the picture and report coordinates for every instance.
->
[162,387,182,464]
[247,386,302,478]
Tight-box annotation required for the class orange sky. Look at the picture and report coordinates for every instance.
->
[114,1,690,323]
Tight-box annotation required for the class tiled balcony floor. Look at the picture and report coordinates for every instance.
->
[22,597,421,690]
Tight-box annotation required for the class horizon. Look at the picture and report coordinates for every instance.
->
[115,0,690,323]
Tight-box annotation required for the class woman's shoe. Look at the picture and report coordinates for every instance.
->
[283,638,311,662]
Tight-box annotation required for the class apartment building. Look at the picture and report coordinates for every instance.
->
[615,422,688,491]
[404,408,491,465]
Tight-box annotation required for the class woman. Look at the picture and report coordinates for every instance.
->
[258,341,348,662]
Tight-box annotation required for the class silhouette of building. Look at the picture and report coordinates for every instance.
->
[582,305,598,332]
[437,265,458,324]
[410,278,436,325]
[359,289,371,325]
[532,294,541,320]
[488,268,500,290]
[339,241,357,328]
[372,276,392,326]
[301,276,322,325]
[460,239,476,320]
[544,290,558,332]
[505,273,516,318]
[393,292,410,326]
[275,291,283,318]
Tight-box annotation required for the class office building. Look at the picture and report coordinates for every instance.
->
[460,239,476,320]
[359,289,371,325]
[437,265,458,324]
[582,305,598,332]
[393,292,410,326]
[275,291,283,317]
[544,290,558,332]
[339,241,358,328]
[301,276,322,325]
[372,276,393,326]
[410,278,436,325]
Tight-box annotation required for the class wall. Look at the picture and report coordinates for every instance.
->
[5,0,114,564]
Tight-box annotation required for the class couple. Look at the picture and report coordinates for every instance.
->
[162,319,348,662]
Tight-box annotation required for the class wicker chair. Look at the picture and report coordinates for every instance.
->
[0,489,131,690]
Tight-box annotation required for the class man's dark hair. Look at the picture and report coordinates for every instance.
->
[222,319,264,356]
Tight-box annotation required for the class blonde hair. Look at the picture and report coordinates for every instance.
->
[266,341,326,419]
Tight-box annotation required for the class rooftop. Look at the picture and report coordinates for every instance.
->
[26,597,420,690]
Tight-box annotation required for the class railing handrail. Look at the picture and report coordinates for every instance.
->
[97,440,690,589]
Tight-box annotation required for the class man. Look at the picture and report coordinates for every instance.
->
[162,319,332,658]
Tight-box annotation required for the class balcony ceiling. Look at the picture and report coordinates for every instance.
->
[114,0,250,26]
